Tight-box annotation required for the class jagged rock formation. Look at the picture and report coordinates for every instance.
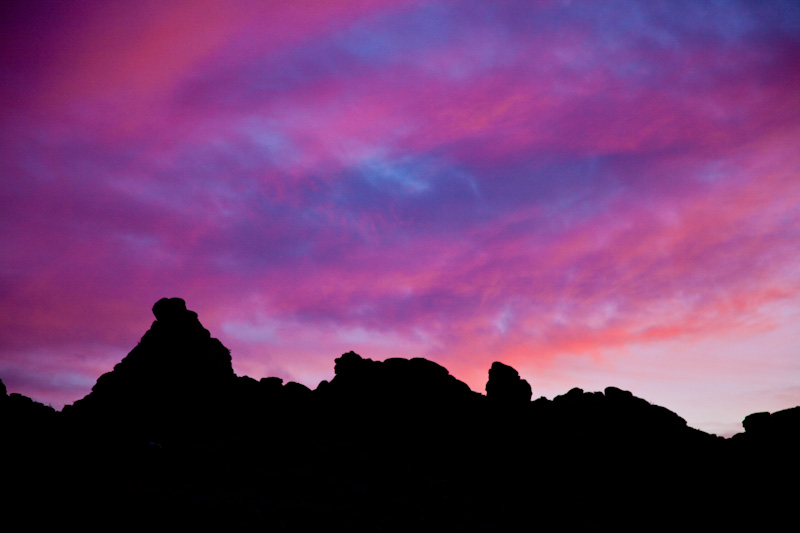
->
[2,298,799,529]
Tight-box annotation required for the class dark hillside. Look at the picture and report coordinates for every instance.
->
[2,298,798,529]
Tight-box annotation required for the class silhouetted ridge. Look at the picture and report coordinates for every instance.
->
[3,298,798,529]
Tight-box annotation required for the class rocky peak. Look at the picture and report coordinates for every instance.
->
[65,298,234,438]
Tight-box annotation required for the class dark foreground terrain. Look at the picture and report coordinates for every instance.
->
[2,298,798,530]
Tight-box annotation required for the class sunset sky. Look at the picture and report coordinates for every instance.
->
[2,0,799,436]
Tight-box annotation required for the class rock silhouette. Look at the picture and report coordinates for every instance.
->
[64,297,236,444]
[2,298,798,529]
[486,360,532,404]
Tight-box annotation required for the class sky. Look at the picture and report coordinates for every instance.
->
[1,0,799,436]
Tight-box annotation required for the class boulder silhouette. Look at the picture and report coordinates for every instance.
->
[736,406,800,452]
[485,361,532,404]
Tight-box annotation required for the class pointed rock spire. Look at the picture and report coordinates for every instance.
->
[65,298,235,440]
